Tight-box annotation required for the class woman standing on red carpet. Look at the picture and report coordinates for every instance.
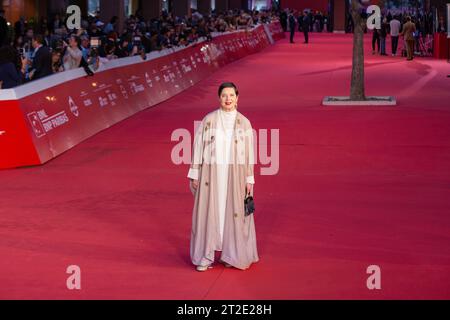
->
[187,82,259,272]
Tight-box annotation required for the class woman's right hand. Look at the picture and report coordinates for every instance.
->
[21,56,28,68]
[189,179,199,196]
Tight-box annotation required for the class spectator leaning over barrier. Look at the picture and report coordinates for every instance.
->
[62,34,83,70]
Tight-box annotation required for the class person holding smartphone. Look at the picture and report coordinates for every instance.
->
[62,34,83,70]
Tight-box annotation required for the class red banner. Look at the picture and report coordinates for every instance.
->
[0,22,283,169]
[433,33,449,59]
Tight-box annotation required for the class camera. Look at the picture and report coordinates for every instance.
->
[133,36,141,46]
[90,37,101,48]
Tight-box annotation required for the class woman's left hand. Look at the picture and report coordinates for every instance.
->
[246,183,253,196]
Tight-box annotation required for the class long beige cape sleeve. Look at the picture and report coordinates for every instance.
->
[187,120,205,181]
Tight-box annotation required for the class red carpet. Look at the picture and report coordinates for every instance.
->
[1,32,450,299]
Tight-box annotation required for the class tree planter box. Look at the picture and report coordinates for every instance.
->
[322,96,397,106]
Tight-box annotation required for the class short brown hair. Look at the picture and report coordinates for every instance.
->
[32,34,44,45]
[218,82,239,97]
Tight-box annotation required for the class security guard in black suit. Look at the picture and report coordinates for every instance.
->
[288,11,296,43]
[302,11,310,44]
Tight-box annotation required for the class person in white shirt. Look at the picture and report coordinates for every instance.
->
[63,35,83,71]
[389,16,401,56]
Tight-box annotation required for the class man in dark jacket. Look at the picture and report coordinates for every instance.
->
[302,12,310,44]
[280,10,287,32]
[288,11,296,43]
[297,14,303,32]
[29,34,52,80]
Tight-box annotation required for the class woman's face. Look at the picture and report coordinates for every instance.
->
[52,52,61,63]
[69,37,76,47]
[219,87,238,112]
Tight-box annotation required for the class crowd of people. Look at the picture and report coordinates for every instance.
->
[368,14,412,60]
[0,8,280,89]
[279,6,441,61]
[1,5,446,90]
[279,9,331,34]
[367,11,439,60]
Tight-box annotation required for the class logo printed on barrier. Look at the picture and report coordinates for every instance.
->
[83,99,92,107]
[68,96,79,117]
[129,82,145,95]
[0,130,5,136]
[27,109,69,137]
[99,96,109,107]
[106,90,117,106]
[27,112,46,138]
[116,78,129,99]
[169,72,176,82]
[190,56,197,69]
[145,72,153,87]
[119,85,129,99]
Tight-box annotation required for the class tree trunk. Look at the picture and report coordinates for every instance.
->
[350,0,366,101]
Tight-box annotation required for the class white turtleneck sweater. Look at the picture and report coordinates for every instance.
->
[215,108,237,245]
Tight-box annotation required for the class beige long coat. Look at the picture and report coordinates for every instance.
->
[189,109,259,270]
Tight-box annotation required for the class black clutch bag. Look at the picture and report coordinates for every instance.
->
[244,194,255,216]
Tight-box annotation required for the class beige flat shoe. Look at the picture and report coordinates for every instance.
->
[196,265,212,272]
